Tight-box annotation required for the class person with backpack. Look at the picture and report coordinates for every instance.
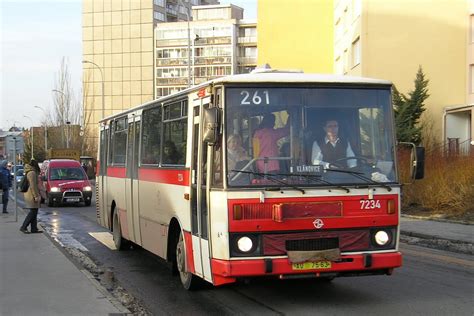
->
[0,160,12,213]
[20,159,44,234]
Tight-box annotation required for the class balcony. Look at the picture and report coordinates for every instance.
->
[238,56,257,65]
[238,36,257,44]
[194,37,232,46]
[194,56,232,65]
[156,58,188,66]
[156,77,188,85]
[156,39,189,47]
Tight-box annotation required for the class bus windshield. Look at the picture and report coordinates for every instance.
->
[225,86,397,188]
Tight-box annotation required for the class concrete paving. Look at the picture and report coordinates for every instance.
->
[0,200,125,316]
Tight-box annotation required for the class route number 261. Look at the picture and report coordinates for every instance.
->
[240,90,270,105]
[360,199,381,209]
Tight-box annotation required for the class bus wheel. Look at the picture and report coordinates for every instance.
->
[112,212,130,250]
[176,232,200,290]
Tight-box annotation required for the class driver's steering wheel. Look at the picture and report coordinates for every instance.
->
[328,156,371,169]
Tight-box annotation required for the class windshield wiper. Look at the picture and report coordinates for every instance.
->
[278,173,350,193]
[230,170,305,194]
[324,168,392,192]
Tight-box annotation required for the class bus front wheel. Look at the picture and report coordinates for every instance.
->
[112,212,130,250]
[176,232,201,290]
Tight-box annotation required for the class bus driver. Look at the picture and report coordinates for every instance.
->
[311,119,356,169]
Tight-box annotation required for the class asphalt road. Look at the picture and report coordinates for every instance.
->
[14,193,474,315]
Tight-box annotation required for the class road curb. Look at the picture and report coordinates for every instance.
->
[400,231,473,255]
[401,214,473,225]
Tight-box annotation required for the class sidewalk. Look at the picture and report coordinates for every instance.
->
[0,200,126,316]
[400,216,473,254]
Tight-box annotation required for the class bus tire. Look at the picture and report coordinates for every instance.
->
[112,212,130,250]
[176,231,201,290]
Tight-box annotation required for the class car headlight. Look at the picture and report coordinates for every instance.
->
[83,186,92,191]
[50,187,61,193]
[374,230,390,246]
[237,236,253,253]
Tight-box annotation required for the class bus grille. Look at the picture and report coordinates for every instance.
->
[285,238,339,251]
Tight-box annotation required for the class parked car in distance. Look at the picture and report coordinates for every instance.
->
[40,159,93,207]
[15,169,24,189]
[10,164,24,183]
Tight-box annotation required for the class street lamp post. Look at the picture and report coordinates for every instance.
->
[178,0,191,88]
[66,121,71,149]
[23,115,34,159]
[82,60,105,119]
[34,106,48,154]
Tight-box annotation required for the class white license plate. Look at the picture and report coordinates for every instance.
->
[67,198,80,202]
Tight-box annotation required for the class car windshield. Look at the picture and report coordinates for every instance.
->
[49,167,86,181]
[225,86,397,188]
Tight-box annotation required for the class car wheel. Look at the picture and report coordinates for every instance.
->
[84,200,91,207]
[47,195,54,207]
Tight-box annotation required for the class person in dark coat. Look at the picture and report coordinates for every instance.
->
[311,119,356,169]
[0,160,12,213]
[19,159,44,234]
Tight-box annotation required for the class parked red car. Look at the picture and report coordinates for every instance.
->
[40,159,93,207]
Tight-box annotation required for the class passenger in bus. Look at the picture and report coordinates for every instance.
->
[253,113,290,173]
[163,141,181,164]
[227,134,249,171]
[311,119,356,168]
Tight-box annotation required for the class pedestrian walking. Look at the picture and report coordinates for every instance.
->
[20,159,44,234]
[0,160,12,213]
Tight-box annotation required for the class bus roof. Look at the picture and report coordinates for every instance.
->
[99,72,392,123]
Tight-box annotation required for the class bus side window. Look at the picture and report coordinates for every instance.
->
[141,106,162,165]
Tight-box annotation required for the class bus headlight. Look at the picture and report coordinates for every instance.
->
[50,187,60,193]
[83,186,92,191]
[237,236,253,253]
[374,230,390,246]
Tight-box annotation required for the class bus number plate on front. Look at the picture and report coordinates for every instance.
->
[292,261,332,270]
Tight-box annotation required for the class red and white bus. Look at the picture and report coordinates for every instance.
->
[96,71,424,289]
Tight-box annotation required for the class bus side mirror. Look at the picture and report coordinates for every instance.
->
[203,107,220,145]
[413,147,425,180]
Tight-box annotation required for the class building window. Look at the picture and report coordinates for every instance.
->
[471,15,474,43]
[154,0,165,7]
[351,37,361,67]
[154,11,165,22]
[470,64,474,93]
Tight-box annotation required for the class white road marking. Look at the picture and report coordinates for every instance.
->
[89,232,117,250]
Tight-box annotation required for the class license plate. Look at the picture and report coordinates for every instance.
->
[292,261,332,270]
[67,198,80,202]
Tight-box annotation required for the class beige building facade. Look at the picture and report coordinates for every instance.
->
[82,0,217,142]
[334,0,472,149]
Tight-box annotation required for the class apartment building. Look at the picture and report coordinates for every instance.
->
[155,4,257,97]
[257,0,334,73]
[334,0,472,148]
[82,0,217,141]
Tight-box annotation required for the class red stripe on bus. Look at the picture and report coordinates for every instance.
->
[139,168,190,186]
[183,230,195,274]
[107,166,126,178]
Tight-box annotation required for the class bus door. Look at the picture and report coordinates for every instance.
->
[125,113,142,244]
[190,97,212,282]
[98,124,109,227]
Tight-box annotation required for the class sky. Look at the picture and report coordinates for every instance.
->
[0,0,256,131]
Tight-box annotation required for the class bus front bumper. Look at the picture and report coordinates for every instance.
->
[211,252,402,286]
